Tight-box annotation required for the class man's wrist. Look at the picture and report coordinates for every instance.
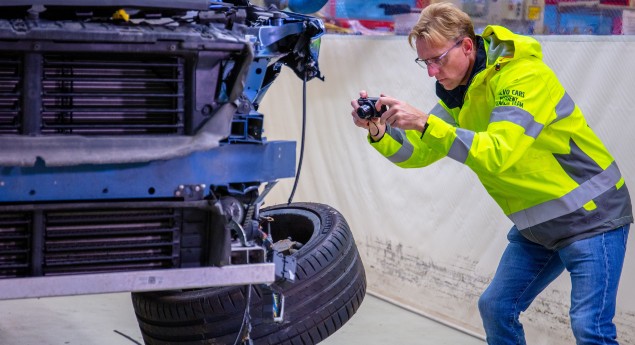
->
[369,125,386,142]
[369,131,385,142]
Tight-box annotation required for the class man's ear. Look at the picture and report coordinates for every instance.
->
[463,37,474,55]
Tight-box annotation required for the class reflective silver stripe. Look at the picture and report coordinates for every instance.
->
[429,103,456,126]
[447,128,474,163]
[554,138,603,185]
[385,124,404,144]
[490,106,543,139]
[385,125,414,164]
[553,92,575,123]
[508,161,622,229]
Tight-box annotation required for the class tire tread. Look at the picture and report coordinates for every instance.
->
[131,203,366,345]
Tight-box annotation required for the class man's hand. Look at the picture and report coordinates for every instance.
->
[350,90,386,141]
[376,95,429,133]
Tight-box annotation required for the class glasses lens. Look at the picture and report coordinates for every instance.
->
[417,39,461,69]
[419,59,439,69]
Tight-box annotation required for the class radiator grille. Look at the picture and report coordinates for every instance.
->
[0,55,21,134]
[41,55,185,135]
[43,208,180,275]
[0,213,31,278]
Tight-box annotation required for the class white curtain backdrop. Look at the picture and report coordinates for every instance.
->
[260,34,635,344]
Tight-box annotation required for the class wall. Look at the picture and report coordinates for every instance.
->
[259,34,635,344]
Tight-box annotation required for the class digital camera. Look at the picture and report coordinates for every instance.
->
[357,97,387,119]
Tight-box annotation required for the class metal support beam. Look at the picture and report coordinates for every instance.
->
[0,264,275,300]
[0,141,296,202]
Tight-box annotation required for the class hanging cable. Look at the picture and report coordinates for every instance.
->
[287,70,308,204]
[233,284,253,345]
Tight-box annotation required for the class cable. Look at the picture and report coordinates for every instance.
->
[287,70,308,205]
[233,284,253,345]
[113,330,142,345]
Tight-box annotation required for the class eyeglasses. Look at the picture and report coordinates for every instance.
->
[415,39,463,69]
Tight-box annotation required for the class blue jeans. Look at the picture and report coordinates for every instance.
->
[478,225,630,345]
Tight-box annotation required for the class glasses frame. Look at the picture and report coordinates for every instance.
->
[415,39,464,69]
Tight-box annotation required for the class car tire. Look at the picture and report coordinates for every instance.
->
[131,202,366,344]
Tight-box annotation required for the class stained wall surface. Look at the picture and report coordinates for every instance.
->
[260,34,635,344]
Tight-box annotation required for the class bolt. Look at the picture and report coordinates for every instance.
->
[202,105,212,115]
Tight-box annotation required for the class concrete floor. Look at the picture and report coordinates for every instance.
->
[0,292,485,345]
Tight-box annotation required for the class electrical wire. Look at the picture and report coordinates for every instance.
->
[233,284,253,345]
[287,70,308,205]
[113,330,142,344]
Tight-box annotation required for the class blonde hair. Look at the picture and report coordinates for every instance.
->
[408,2,476,48]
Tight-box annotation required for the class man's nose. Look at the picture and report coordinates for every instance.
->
[427,64,440,77]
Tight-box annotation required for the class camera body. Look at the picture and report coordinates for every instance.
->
[357,97,387,119]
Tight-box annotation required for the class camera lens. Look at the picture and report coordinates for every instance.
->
[357,104,373,119]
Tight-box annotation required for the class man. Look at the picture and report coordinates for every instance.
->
[350,2,632,344]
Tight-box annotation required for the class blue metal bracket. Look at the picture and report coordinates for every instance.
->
[0,141,295,202]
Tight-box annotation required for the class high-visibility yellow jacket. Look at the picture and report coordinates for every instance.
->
[370,25,632,250]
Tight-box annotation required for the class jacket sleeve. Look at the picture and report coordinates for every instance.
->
[368,102,455,169]
[422,60,558,174]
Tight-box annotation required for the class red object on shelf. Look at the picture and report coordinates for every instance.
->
[415,0,429,8]
[612,16,623,34]
[600,0,629,5]
[328,0,334,18]
[358,19,394,30]
[330,18,394,31]
[546,0,629,4]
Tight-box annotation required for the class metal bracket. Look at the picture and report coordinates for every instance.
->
[229,218,250,247]
[273,251,296,282]
[174,184,206,200]
[261,285,285,324]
